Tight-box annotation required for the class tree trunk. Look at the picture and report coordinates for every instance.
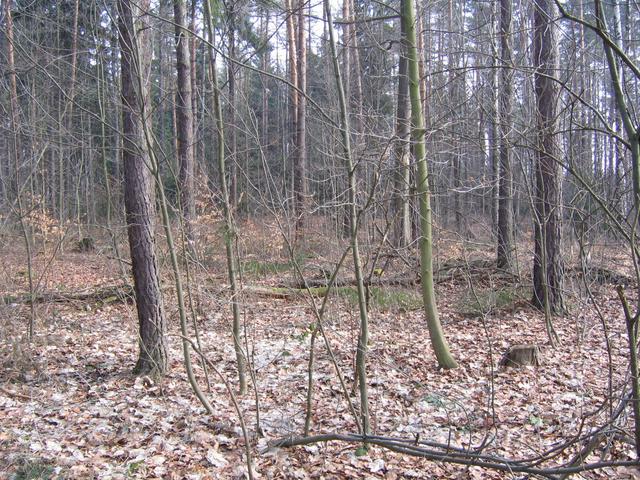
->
[532,0,565,316]
[227,7,238,211]
[594,0,640,221]
[403,0,457,369]
[204,0,247,394]
[173,0,196,245]
[118,0,168,376]
[285,0,299,217]
[324,0,370,435]
[393,16,412,249]
[294,0,308,231]
[496,0,514,270]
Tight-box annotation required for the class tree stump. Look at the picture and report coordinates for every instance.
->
[75,237,95,253]
[499,344,541,367]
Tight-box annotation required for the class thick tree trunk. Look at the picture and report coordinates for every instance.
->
[532,0,565,316]
[173,0,196,245]
[118,0,168,376]
[403,0,457,369]
[496,0,514,271]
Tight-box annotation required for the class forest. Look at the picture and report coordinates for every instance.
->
[1,0,640,478]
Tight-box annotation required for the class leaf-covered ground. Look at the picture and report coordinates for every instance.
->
[1,230,639,479]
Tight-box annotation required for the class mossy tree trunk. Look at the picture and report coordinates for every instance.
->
[403,0,457,369]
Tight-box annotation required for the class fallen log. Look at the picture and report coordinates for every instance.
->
[566,265,633,286]
[2,284,134,305]
[282,275,419,290]
[283,258,516,290]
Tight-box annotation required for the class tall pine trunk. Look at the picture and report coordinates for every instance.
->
[173,0,196,245]
[496,0,514,270]
[118,0,168,376]
[532,0,565,318]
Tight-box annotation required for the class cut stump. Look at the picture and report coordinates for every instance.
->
[499,344,541,367]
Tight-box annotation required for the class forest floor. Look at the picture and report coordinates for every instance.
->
[1,221,640,479]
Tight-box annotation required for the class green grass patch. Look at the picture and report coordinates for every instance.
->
[460,285,528,317]
[10,458,55,480]
[241,259,293,277]
[241,252,312,278]
[304,286,422,312]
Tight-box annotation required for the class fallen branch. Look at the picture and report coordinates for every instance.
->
[566,265,633,286]
[271,433,638,478]
[0,386,32,401]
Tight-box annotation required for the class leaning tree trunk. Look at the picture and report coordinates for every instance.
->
[532,0,565,317]
[118,0,168,376]
[593,0,640,222]
[403,0,457,369]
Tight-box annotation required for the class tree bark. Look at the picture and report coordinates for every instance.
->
[393,15,412,249]
[496,0,514,271]
[173,0,196,245]
[294,0,309,231]
[285,0,299,216]
[118,0,168,376]
[532,0,565,315]
[227,5,239,211]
